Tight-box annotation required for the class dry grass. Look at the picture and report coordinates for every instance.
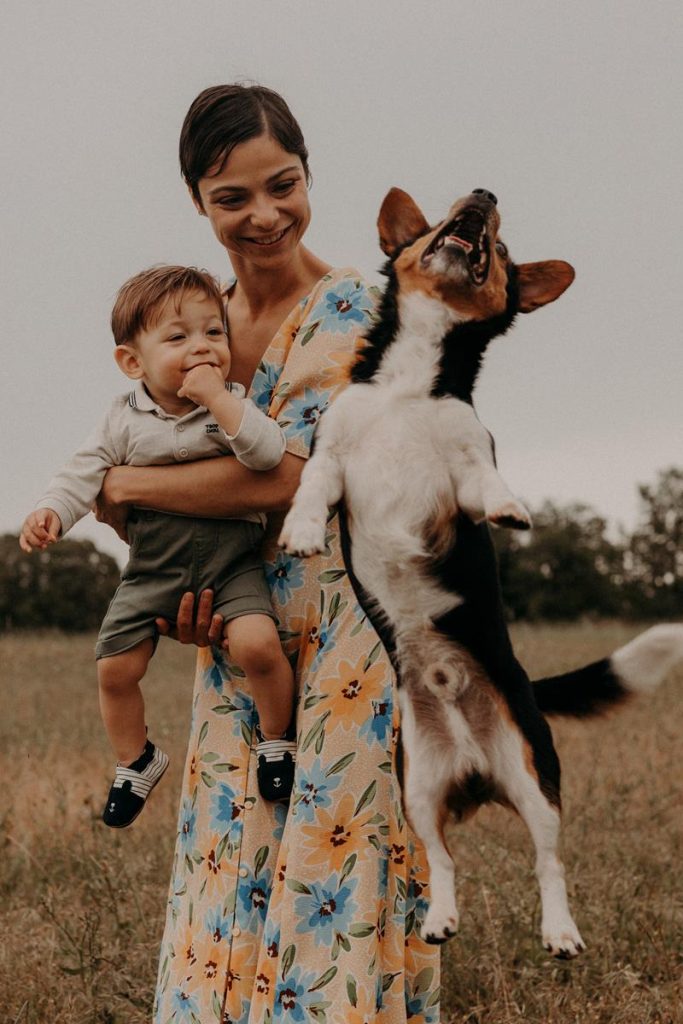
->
[1,624,681,1023]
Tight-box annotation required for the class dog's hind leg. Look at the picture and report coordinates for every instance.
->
[399,688,461,944]
[489,723,585,958]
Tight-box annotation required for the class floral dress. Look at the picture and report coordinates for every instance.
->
[154,268,440,1024]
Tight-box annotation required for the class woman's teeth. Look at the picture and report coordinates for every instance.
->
[248,226,290,246]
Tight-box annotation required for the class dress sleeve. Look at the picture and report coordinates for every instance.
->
[264,272,379,460]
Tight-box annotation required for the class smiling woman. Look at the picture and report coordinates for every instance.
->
[92,83,441,1024]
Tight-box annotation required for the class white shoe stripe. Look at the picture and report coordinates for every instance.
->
[112,747,169,799]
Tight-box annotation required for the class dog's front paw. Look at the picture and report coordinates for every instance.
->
[542,918,585,959]
[278,514,326,557]
[420,905,460,945]
[488,499,532,531]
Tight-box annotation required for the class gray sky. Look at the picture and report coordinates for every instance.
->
[3,0,681,564]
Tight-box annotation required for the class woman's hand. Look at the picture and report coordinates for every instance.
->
[94,466,134,543]
[156,590,225,648]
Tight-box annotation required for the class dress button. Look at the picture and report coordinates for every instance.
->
[238,867,248,878]
[232,925,241,937]
[179,448,189,458]
[177,424,184,432]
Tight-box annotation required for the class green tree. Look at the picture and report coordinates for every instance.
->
[623,467,683,618]
[494,501,623,621]
[0,534,120,631]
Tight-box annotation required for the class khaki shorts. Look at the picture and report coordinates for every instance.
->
[95,510,274,659]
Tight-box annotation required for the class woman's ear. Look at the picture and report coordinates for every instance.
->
[188,184,206,216]
[114,344,145,380]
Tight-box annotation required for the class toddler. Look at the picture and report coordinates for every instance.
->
[20,265,296,824]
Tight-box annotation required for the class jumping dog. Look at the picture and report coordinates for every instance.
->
[279,187,683,957]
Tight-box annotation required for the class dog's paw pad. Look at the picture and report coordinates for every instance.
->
[489,501,532,531]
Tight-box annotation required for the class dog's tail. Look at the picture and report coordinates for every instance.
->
[533,624,683,717]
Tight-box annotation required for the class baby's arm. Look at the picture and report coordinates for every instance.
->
[20,409,120,550]
[179,365,286,471]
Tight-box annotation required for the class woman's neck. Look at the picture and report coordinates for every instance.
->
[229,245,332,315]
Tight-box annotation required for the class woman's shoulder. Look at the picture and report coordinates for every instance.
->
[297,267,379,336]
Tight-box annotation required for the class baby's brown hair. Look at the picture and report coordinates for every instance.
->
[111,265,225,346]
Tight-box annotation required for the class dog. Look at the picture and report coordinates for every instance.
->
[279,187,683,958]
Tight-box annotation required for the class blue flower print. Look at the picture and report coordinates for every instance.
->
[210,782,244,839]
[294,873,358,946]
[251,360,283,411]
[263,918,281,959]
[273,800,288,843]
[274,967,320,1023]
[358,684,393,746]
[284,386,331,439]
[178,797,197,855]
[309,279,373,334]
[309,615,341,673]
[237,865,272,924]
[405,985,439,1023]
[169,986,200,1022]
[205,904,232,943]
[294,757,342,822]
[265,550,305,603]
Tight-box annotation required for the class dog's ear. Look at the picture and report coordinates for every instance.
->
[516,261,575,313]
[378,188,430,257]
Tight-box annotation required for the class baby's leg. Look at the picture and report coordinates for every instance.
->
[226,614,295,738]
[97,638,154,765]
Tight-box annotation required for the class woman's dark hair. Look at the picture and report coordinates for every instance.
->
[179,84,310,205]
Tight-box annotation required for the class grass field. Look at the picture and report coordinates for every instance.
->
[1,623,681,1024]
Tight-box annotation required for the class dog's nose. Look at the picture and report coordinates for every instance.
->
[472,188,498,205]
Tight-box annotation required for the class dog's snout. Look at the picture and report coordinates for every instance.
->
[472,188,498,206]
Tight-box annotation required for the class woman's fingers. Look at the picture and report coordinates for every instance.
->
[193,589,215,646]
[157,590,223,646]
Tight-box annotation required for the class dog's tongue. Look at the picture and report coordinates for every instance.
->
[444,234,473,253]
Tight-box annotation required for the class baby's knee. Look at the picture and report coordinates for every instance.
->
[97,643,150,695]
[227,617,282,676]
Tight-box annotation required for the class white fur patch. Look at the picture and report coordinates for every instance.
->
[611,624,683,692]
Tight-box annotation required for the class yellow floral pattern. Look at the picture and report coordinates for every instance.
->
[154,269,440,1024]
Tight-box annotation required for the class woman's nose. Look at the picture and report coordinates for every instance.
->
[249,195,279,229]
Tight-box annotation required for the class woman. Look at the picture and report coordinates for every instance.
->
[101,85,439,1024]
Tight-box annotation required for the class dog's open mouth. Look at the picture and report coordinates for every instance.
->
[422,208,491,285]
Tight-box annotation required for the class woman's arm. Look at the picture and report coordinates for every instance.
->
[99,451,304,522]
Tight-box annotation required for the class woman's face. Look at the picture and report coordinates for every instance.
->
[194,133,311,271]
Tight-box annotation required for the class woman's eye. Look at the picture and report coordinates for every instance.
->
[218,196,244,208]
[495,241,508,258]
[272,180,295,195]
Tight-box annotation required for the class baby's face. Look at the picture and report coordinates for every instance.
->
[133,290,230,409]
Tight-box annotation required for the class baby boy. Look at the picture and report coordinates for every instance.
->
[20,265,296,824]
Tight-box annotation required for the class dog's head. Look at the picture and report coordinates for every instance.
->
[377,187,574,321]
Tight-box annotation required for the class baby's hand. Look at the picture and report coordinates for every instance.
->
[178,364,226,407]
[20,508,62,553]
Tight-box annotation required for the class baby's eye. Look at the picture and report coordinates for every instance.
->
[207,327,226,337]
[167,334,185,342]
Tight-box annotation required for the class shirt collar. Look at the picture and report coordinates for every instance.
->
[128,379,244,418]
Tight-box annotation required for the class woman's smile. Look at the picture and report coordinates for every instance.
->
[242,223,294,247]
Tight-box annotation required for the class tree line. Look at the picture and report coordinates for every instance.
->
[1,467,681,632]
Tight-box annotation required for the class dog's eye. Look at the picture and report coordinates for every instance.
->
[495,241,508,259]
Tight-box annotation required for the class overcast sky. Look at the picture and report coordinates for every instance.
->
[2,0,681,564]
